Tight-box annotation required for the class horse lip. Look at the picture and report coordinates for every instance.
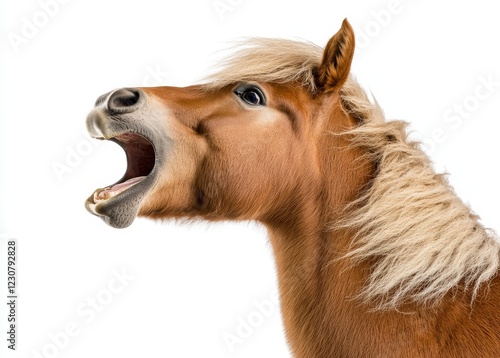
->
[85,173,155,228]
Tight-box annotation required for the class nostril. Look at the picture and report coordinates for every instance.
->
[111,89,139,107]
[107,88,143,114]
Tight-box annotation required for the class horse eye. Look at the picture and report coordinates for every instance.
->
[242,90,261,105]
[234,85,266,106]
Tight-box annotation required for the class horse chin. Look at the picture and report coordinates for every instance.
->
[85,175,155,228]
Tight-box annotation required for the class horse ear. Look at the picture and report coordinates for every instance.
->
[316,19,355,92]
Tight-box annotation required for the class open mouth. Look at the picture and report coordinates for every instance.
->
[85,127,159,228]
[91,132,156,203]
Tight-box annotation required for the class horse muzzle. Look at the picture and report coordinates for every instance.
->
[84,88,165,228]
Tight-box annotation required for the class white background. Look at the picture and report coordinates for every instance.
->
[1,0,499,357]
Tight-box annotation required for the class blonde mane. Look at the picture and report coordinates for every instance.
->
[339,120,500,309]
[203,38,323,93]
[205,38,500,309]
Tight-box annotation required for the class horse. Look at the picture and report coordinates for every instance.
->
[84,19,500,357]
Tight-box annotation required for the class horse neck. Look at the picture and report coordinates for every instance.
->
[263,96,375,356]
[261,95,500,357]
[265,94,371,277]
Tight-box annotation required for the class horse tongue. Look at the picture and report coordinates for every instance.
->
[96,176,146,201]
[110,176,145,192]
